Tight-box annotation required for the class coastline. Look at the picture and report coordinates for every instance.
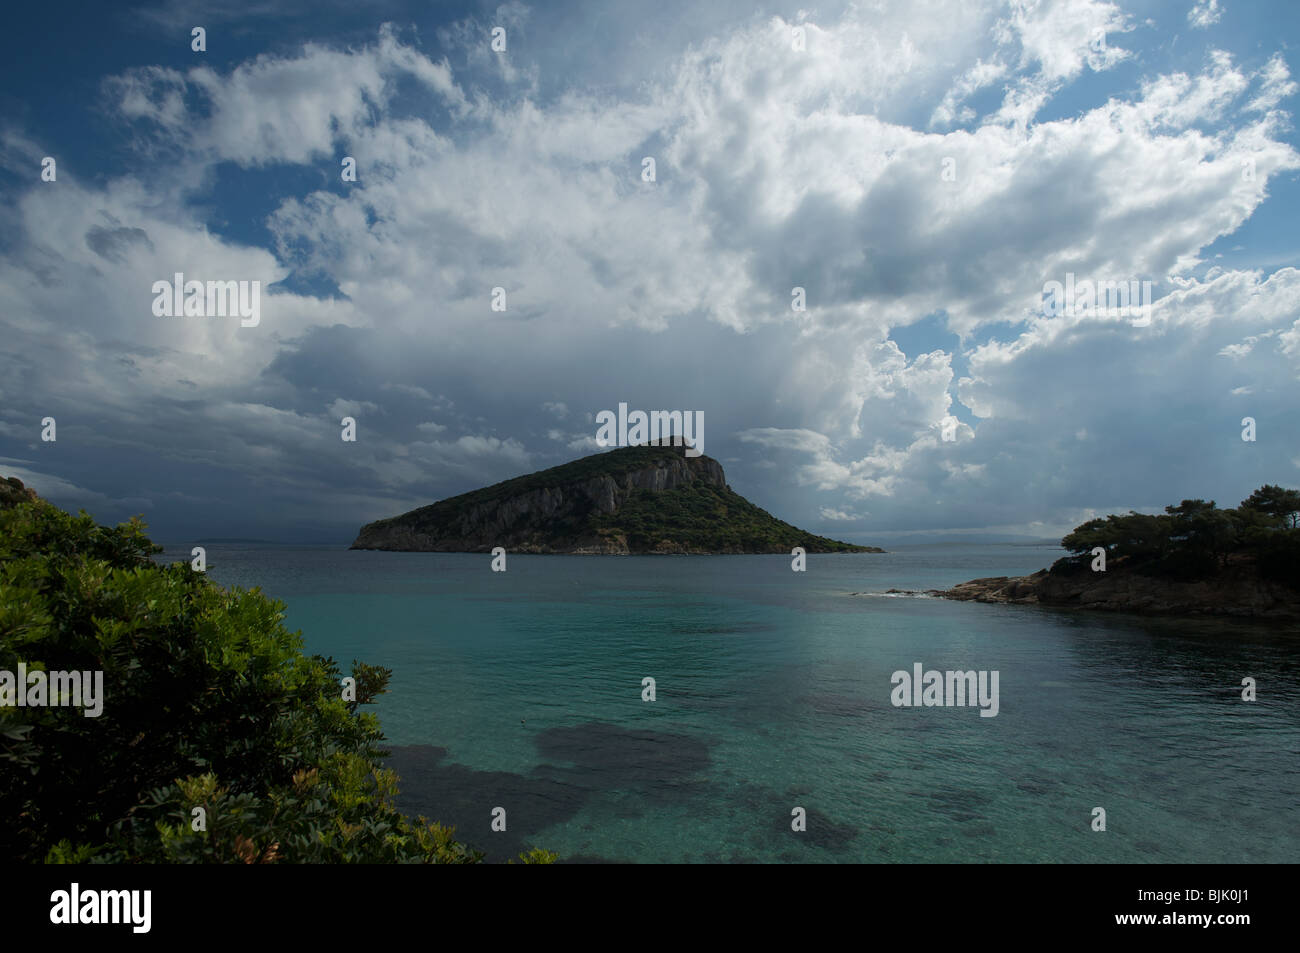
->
[879,566,1300,621]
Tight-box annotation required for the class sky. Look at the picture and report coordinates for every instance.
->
[1,0,1298,545]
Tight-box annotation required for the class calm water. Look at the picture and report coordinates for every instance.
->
[159,542,1300,863]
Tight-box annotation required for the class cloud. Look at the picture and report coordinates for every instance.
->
[85,222,154,263]
[931,57,1009,128]
[820,506,869,521]
[1,6,1297,542]
[1247,53,1298,113]
[329,398,380,419]
[1188,0,1224,30]
[0,459,118,510]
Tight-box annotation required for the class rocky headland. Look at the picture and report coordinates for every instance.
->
[352,443,883,555]
[884,564,1299,621]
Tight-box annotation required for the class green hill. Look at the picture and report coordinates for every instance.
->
[351,443,882,554]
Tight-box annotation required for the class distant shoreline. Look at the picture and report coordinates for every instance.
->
[348,544,886,555]
[883,565,1300,621]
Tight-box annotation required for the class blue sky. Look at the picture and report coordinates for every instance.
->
[1,0,1298,543]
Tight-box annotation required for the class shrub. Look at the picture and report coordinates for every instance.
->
[0,493,550,864]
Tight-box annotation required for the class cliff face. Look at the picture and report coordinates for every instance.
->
[935,567,1299,620]
[351,444,879,555]
[0,476,40,509]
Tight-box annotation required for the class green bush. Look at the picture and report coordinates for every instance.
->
[1057,484,1300,585]
[0,494,551,864]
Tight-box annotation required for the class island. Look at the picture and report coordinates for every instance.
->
[351,443,883,554]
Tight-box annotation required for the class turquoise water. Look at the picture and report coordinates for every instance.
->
[167,543,1300,863]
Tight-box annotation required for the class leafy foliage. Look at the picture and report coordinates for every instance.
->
[592,482,869,552]
[0,493,552,864]
[1054,484,1300,584]
[1241,484,1300,529]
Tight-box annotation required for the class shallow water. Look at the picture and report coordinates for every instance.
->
[163,542,1300,863]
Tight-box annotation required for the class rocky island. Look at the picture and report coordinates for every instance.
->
[351,443,882,555]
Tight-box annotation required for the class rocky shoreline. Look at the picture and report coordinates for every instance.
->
[881,566,1300,621]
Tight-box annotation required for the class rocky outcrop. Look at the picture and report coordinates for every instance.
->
[917,566,1300,620]
[351,444,881,555]
[0,476,40,509]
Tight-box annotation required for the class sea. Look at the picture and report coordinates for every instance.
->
[157,541,1300,864]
